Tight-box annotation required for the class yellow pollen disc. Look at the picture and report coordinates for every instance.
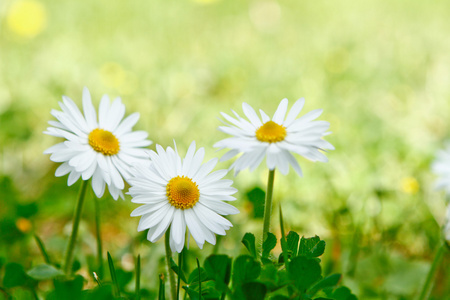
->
[166,176,200,209]
[255,121,287,143]
[88,128,120,155]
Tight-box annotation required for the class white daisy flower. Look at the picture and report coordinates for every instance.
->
[44,87,152,200]
[214,98,334,176]
[128,141,239,253]
[432,143,450,195]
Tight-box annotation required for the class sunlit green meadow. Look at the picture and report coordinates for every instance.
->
[1,0,450,299]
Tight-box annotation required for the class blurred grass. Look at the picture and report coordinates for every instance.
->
[1,0,450,298]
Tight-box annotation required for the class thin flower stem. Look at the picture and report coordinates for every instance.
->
[165,229,177,300]
[176,249,183,300]
[135,255,141,300]
[418,242,447,300]
[262,169,276,254]
[94,196,104,278]
[63,180,89,275]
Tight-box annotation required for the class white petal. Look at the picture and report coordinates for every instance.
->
[82,87,98,129]
[55,162,72,177]
[170,209,186,248]
[186,147,205,178]
[284,98,305,127]
[114,113,140,137]
[242,103,262,127]
[92,168,106,197]
[98,95,111,129]
[68,171,81,186]
[259,109,270,123]
[272,98,288,124]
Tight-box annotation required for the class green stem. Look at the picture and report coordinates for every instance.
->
[196,258,201,298]
[63,180,88,275]
[213,234,222,255]
[417,243,447,300]
[94,196,104,278]
[262,169,276,255]
[165,229,177,300]
[176,249,183,300]
[135,255,141,300]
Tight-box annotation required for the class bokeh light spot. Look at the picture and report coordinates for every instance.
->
[6,0,47,38]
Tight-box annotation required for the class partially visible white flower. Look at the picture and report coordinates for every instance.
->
[432,143,450,195]
[44,87,152,200]
[445,204,450,243]
[214,98,334,176]
[128,141,239,253]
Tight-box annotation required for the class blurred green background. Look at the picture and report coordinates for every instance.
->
[1,0,450,298]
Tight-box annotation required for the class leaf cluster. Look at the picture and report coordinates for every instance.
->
[167,232,357,300]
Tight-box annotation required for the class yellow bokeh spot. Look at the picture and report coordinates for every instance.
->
[401,177,419,195]
[166,176,200,209]
[99,62,138,95]
[6,0,47,38]
[192,0,220,4]
[16,217,32,233]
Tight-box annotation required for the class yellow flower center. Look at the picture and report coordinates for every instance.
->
[166,176,200,209]
[255,121,287,143]
[88,128,120,155]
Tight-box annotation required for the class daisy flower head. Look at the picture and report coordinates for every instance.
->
[432,143,450,195]
[128,141,239,253]
[44,87,152,200]
[214,98,334,176]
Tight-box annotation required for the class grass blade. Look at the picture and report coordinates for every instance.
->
[93,272,102,286]
[135,254,141,300]
[107,252,121,297]
[34,234,51,264]
[197,258,201,299]
[279,204,290,272]
[159,273,166,300]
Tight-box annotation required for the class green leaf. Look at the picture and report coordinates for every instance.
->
[47,275,84,300]
[232,255,261,286]
[246,187,265,219]
[204,255,232,292]
[182,285,203,300]
[183,281,220,299]
[241,233,257,258]
[270,296,290,300]
[27,264,64,280]
[308,274,341,296]
[10,287,34,300]
[262,232,277,258]
[289,256,322,292]
[115,268,133,290]
[242,282,267,300]
[16,202,38,218]
[299,236,326,258]
[286,231,300,257]
[107,252,120,298]
[3,263,30,288]
[81,284,115,300]
[188,267,208,284]
[328,286,356,300]
[259,264,278,291]
[170,258,187,283]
